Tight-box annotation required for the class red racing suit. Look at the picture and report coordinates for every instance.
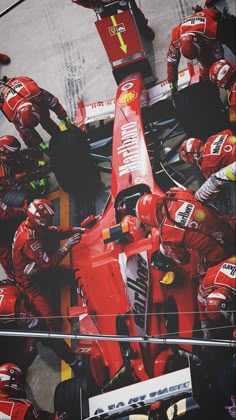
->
[159,189,235,267]
[197,255,236,323]
[0,200,25,279]
[12,220,77,328]
[167,8,224,87]
[0,397,47,420]
[0,77,67,149]
[200,129,236,178]
[11,219,81,364]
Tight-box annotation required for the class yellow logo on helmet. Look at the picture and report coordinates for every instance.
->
[118,91,137,104]
[194,209,206,221]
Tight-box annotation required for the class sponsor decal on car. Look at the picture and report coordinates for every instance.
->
[121,251,149,337]
[118,90,137,104]
[118,121,142,176]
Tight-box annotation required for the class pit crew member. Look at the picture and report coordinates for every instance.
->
[71,0,155,40]
[179,129,235,179]
[0,199,25,279]
[12,198,83,376]
[209,59,236,122]
[0,76,71,154]
[195,161,236,202]
[135,189,235,272]
[167,7,232,94]
[0,135,50,203]
[197,255,236,340]
[0,363,69,419]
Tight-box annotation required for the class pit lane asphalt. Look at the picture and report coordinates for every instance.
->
[0,0,235,413]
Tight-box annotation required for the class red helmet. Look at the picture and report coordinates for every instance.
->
[209,59,236,89]
[135,194,164,227]
[205,288,232,321]
[27,198,55,227]
[0,135,21,162]
[16,101,40,128]
[0,363,24,396]
[180,33,201,60]
[179,137,204,165]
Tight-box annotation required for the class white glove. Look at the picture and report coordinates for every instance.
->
[64,232,81,250]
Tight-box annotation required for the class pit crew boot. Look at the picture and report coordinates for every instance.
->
[69,358,83,378]
[0,53,10,64]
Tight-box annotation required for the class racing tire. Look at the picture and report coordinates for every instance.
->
[54,378,89,420]
[49,127,101,196]
[173,81,229,141]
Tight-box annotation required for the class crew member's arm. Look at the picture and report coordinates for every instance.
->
[167,27,181,93]
[40,89,68,120]
[21,233,81,274]
[195,162,236,202]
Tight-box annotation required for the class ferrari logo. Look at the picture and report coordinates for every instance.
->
[109,23,125,36]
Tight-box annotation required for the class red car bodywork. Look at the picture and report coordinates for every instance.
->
[71,72,199,390]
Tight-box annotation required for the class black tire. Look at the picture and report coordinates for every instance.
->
[173,81,229,141]
[49,127,101,196]
[54,378,89,420]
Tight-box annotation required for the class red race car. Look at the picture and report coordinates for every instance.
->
[54,72,235,420]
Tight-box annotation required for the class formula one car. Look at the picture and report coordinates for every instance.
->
[54,72,235,420]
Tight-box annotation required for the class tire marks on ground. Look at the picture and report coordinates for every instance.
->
[43,0,87,120]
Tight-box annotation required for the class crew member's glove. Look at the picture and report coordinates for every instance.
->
[169,81,178,107]
[38,141,49,155]
[151,250,173,271]
[63,232,81,250]
[29,177,48,190]
[60,115,73,129]
[169,81,178,94]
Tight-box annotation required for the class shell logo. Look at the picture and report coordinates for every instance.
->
[228,135,236,144]
[118,90,137,104]
[194,209,206,221]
